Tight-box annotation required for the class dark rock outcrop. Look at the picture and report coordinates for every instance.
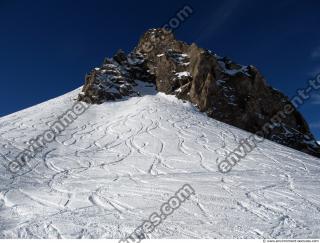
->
[78,50,155,103]
[78,28,320,158]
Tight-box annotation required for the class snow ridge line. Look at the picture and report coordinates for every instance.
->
[218,73,320,173]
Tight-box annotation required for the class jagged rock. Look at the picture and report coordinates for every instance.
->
[78,28,320,158]
[78,51,155,104]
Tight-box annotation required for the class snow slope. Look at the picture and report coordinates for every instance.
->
[0,85,320,239]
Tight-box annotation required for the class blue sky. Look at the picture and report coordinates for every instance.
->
[0,0,319,139]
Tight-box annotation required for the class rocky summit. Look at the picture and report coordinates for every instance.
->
[78,28,320,158]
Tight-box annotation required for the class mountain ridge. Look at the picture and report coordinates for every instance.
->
[78,28,320,158]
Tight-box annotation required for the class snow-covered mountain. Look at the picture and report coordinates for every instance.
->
[79,28,320,158]
[1,83,320,239]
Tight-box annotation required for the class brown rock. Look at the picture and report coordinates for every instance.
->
[79,28,320,158]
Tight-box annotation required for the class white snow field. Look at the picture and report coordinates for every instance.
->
[0,84,320,239]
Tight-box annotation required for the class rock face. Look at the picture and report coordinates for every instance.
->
[78,50,154,103]
[78,28,320,158]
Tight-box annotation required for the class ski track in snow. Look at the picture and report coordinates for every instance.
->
[0,87,320,239]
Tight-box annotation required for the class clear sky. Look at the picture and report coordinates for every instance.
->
[0,0,319,139]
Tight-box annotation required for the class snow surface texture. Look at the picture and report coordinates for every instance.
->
[0,84,320,239]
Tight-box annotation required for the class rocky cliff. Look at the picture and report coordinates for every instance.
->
[78,28,320,158]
